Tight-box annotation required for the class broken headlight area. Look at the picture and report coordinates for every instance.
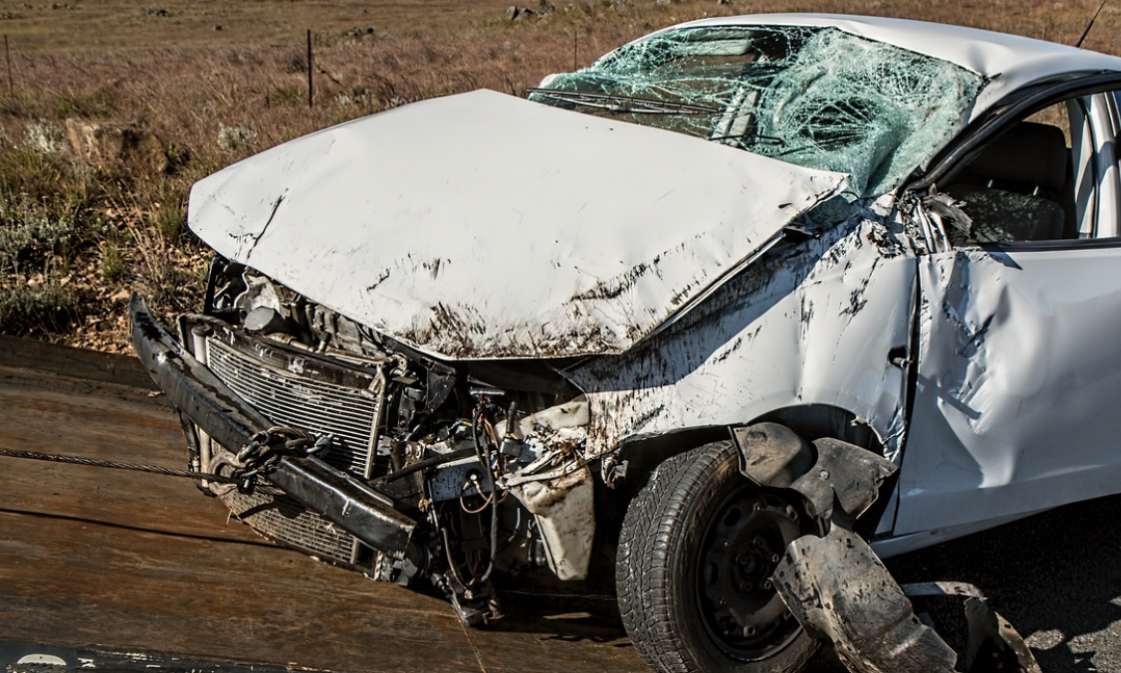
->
[173,257,596,624]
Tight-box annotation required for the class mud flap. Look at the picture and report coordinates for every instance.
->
[774,527,957,672]
[731,423,1041,673]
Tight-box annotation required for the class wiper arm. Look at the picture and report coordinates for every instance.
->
[709,132,785,147]
[527,88,720,115]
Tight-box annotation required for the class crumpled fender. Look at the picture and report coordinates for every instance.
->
[731,422,896,521]
[730,422,1041,673]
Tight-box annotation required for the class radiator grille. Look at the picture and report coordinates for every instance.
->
[219,480,356,565]
[206,339,382,476]
[203,336,385,567]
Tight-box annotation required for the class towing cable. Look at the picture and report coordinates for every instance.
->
[0,426,333,491]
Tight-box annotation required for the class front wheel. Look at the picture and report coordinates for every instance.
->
[616,440,817,673]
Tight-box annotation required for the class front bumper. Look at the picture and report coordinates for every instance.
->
[128,295,415,560]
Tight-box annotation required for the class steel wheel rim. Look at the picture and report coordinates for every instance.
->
[693,485,805,662]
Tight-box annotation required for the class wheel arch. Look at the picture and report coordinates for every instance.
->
[608,403,886,497]
[592,403,894,561]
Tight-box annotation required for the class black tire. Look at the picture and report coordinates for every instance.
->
[616,440,818,673]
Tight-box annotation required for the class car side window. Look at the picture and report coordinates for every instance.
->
[942,100,1085,246]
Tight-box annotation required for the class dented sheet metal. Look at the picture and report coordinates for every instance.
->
[188,89,848,360]
[774,527,958,673]
[571,216,916,459]
[897,244,1121,537]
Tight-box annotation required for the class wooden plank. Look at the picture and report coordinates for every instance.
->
[0,362,253,542]
[0,511,486,673]
[0,335,156,391]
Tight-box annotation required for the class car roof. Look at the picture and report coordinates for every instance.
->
[668,14,1121,119]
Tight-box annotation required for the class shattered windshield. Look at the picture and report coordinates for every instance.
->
[530,25,984,197]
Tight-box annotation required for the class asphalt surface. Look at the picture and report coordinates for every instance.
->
[0,334,1119,672]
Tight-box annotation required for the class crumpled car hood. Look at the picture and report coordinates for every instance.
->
[189,89,849,360]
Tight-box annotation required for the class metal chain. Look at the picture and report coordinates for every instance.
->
[229,426,332,489]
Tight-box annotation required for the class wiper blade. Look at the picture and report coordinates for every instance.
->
[709,132,785,147]
[527,88,719,115]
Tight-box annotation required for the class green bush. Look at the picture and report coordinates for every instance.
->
[0,281,81,335]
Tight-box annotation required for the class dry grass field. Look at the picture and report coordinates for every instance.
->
[0,0,1119,351]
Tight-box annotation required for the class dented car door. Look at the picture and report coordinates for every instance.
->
[896,89,1121,538]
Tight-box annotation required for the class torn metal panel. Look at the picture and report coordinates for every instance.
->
[734,422,1039,673]
[898,583,1042,673]
[667,14,1121,118]
[733,425,897,521]
[897,242,1121,536]
[509,463,595,581]
[786,437,897,522]
[773,527,958,673]
[571,216,916,460]
[731,422,814,488]
[960,594,1042,673]
[188,89,849,360]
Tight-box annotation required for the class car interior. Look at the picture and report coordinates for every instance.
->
[937,91,1121,245]
[942,120,1076,244]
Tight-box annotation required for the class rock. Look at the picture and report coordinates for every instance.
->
[538,0,556,12]
[64,119,169,175]
[504,5,535,20]
[344,26,375,38]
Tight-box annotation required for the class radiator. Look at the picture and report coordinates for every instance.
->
[202,335,386,567]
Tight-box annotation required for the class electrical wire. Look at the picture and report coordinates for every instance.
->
[471,408,500,584]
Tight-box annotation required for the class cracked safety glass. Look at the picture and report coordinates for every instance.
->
[531,25,984,198]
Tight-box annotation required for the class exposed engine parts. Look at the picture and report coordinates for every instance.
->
[173,260,595,624]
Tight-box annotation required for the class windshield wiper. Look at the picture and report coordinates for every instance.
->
[527,88,720,115]
[709,132,785,147]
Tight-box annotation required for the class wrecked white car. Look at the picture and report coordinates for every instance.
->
[130,13,1121,673]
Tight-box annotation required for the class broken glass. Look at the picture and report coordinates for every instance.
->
[531,25,984,198]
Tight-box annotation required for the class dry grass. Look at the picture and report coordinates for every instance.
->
[0,0,1118,351]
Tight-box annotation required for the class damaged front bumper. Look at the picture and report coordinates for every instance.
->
[129,294,416,559]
